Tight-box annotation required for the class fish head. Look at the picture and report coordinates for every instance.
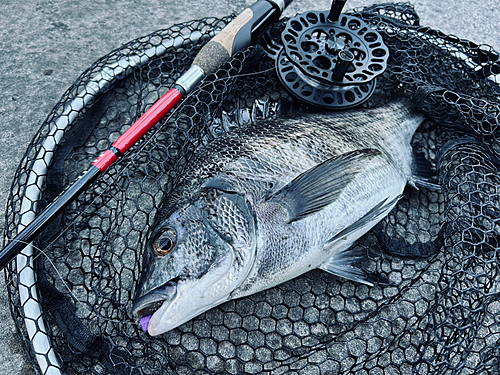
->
[132,188,256,336]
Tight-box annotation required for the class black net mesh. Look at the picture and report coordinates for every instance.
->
[3,3,500,374]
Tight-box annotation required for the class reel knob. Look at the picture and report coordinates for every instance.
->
[275,6,389,109]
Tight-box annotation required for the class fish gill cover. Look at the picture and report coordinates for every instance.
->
[3,2,500,374]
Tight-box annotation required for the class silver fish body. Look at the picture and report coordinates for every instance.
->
[132,100,426,336]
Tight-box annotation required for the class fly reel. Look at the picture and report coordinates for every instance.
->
[275,0,389,109]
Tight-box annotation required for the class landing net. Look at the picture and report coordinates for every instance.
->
[4,3,500,374]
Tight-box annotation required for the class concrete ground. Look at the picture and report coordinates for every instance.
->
[0,0,499,374]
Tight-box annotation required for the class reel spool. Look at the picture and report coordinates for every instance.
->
[275,0,389,109]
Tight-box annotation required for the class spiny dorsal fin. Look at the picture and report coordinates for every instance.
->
[267,149,380,223]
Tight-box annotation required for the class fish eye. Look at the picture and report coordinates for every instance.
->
[152,229,177,257]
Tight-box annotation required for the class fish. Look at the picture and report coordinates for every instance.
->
[131,98,432,336]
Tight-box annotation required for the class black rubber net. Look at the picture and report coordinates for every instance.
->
[3,2,500,374]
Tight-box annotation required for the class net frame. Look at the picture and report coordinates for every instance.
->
[3,3,500,375]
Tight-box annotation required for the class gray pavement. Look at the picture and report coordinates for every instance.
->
[1,0,499,374]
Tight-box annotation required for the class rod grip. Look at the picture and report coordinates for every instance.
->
[192,9,254,75]
[192,0,284,75]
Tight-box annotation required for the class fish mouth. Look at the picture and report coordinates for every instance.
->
[132,277,180,319]
[134,299,164,319]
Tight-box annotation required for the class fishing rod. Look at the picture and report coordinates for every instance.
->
[0,0,293,270]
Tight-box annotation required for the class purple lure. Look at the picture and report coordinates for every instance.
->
[140,315,152,333]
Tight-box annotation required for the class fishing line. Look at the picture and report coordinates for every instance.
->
[2,61,280,361]
[6,2,500,375]
[10,65,275,274]
[4,238,81,304]
[4,22,245,375]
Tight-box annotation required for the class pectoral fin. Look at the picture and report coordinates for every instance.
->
[201,176,237,193]
[267,149,380,223]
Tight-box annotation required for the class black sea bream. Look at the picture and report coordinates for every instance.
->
[132,99,427,336]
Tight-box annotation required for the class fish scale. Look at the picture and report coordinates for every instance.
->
[132,99,429,335]
[210,193,252,248]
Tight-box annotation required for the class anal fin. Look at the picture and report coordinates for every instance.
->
[319,196,399,286]
[319,246,388,287]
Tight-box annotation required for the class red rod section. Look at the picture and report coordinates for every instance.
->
[92,88,183,171]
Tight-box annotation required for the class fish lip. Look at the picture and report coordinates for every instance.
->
[132,277,180,318]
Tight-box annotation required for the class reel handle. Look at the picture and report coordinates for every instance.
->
[328,0,347,22]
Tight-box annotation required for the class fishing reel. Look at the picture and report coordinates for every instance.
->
[269,0,389,109]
